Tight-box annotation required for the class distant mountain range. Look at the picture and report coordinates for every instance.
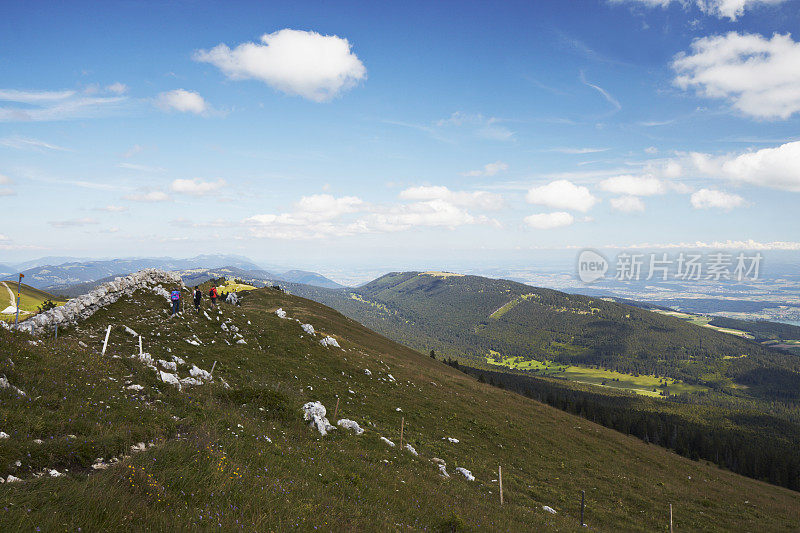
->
[0,255,343,294]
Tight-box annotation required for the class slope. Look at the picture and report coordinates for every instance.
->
[0,281,65,322]
[1,278,799,531]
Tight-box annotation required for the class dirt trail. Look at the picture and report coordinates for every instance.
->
[1,281,15,307]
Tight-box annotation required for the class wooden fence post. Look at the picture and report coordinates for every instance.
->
[670,503,673,533]
[581,490,585,526]
[101,325,112,356]
[499,465,503,505]
[333,397,340,420]
[400,417,405,449]
[138,335,143,356]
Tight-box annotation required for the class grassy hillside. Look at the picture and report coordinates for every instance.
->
[0,281,65,322]
[286,272,800,399]
[2,283,799,530]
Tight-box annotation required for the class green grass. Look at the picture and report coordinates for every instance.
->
[0,284,798,531]
[485,354,709,397]
[653,310,753,339]
[0,282,66,322]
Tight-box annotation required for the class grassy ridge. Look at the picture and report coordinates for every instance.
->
[1,285,799,530]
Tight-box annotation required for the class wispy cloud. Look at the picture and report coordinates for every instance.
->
[48,217,99,228]
[0,135,71,151]
[580,72,621,113]
[118,162,165,173]
[547,147,609,154]
[0,88,127,122]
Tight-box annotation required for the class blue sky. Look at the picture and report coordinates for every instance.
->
[1,0,799,270]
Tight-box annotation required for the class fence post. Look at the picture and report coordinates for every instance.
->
[400,417,405,449]
[138,335,143,356]
[499,465,503,505]
[581,490,585,526]
[333,397,340,420]
[670,503,673,533]
[102,325,112,355]
[54,325,58,343]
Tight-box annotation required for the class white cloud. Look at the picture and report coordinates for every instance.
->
[610,195,646,212]
[48,217,99,228]
[689,140,800,191]
[611,0,787,20]
[156,89,208,114]
[118,162,165,173]
[95,205,128,212]
[690,188,746,209]
[399,186,504,210]
[0,173,12,185]
[106,82,128,94]
[463,161,509,177]
[599,175,666,196]
[0,135,70,151]
[526,180,599,212]
[435,112,515,142]
[548,147,609,154]
[243,191,498,239]
[0,234,8,241]
[0,188,14,197]
[673,32,800,120]
[170,178,226,196]
[645,146,659,154]
[194,29,366,103]
[580,72,621,113]
[524,212,574,229]
[0,89,76,103]
[122,144,143,158]
[124,191,171,202]
[0,89,126,122]
[600,239,800,250]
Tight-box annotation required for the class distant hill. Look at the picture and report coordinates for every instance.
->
[285,271,800,400]
[278,269,343,288]
[18,255,264,292]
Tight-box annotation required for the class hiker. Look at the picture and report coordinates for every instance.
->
[209,284,218,308]
[193,286,202,313]
[170,287,181,316]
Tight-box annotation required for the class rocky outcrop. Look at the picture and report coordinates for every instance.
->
[17,269,182,335]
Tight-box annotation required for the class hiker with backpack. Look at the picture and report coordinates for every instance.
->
[193,286,202,313]
[170,287,181,316]
[209,284,218,308]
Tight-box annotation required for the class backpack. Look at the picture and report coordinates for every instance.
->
[170,290,180,301]
[210,287,217,298]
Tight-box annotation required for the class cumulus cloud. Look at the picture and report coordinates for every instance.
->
[123,190,171,202]
[170,178,226,196]
[610,195,646,212]
[526,180,599,212]
[156,89,208,114]
[463,161,508,177]
[690,188,746,210]
[673,32,800,120]
[524,212,574,229]
[611,0,787,20]
[399,186,504,210]
[194,29,366,103]
[599,175,666,196]
[689,140,800,191]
